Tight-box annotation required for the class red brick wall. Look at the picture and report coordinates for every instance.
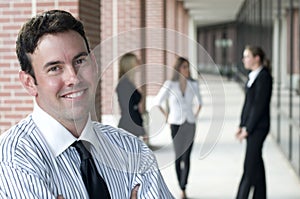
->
[100,0,143,115]
[0,2,27,133]
[146,0,189,95]
[145,0,164,96]
[0,0,81,133]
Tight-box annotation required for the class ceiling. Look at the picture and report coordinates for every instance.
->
[182,0,246,27]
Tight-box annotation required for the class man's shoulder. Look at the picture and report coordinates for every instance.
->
[92,122,148,152]
[0,115,36,161]
[92,122,138,140]
[1,115,35,144]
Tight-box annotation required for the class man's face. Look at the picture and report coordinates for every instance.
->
[22,30,97,134]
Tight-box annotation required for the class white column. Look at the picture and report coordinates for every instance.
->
[272,19,280,84]
[188,17,198,79]
[281,17,288,87]
[54,0,59,9]
[113,0,118,84]
[31,0,36,16]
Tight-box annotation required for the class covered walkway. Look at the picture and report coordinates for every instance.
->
[149,74,300,198]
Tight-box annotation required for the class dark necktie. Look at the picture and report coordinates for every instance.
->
[72,140,111,199]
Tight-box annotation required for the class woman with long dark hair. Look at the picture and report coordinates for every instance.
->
[116,53,146,139]
[155,57,203,199]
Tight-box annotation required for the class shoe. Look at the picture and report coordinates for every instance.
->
[181,190,187,199]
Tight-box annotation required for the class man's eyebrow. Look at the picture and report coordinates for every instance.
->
[43,61,63,69]
[73,52,89,61]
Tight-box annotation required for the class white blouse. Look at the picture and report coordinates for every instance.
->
[247,66,263,87]
[155,79,203,125]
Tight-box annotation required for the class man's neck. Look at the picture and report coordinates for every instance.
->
[62,118,88,138]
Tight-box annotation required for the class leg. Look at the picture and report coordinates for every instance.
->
[171,123,195,191]
[179,122,195,190]
[236,130,268,199]
[252,155,266,199]
[179,142,194,190]
[236,146,252,199]
[171,124,182,185]
[174,156,183,185]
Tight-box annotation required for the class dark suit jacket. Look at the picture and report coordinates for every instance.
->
[240,67,273,135]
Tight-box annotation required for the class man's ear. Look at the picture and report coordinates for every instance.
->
[89,51,99,74]
[19,70,37,96]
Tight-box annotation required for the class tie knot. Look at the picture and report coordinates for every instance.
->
[72,140,92,160]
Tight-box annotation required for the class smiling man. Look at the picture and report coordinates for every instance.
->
[21,31,95,136]
[0,10,174,199]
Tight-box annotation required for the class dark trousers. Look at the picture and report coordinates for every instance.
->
[236,129,268,199]
[171,122,195,191]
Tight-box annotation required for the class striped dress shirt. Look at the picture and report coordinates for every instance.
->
[0,104,174,199]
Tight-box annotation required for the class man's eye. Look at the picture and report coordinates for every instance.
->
[75,57,87,66]
[48,66,60,72]
[75,59,83,65]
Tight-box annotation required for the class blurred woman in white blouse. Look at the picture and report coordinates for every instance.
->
[155,57,203,199]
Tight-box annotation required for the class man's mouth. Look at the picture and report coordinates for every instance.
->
[63,90,84,99]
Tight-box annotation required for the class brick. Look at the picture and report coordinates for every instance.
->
[23,99,33,104]
[5,113,23,119]
[0,33,10,38]
[0,18,10,23]
[0,3,9,8]
[3,70,18,75]
[59,1,78,7]
[2,55,18,62]
[13,3,32,8]
[0,107,12,112]
[15,107,33,112]
[0,122,12,131]
[36,2,55,7]
[3,99,24,104]
[3,10,22,15]
[14,91,30,97]
[0,92,11,98]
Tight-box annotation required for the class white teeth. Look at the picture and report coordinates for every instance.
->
[64,91,84,98]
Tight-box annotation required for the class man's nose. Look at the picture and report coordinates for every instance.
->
[65,65,80,85]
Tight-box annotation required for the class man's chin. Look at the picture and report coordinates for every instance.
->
[68,108,90,120]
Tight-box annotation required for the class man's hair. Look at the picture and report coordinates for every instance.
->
[16,10,90,80]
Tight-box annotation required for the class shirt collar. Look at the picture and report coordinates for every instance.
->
[79,118,98,150]
[32,102,97,157]
[247,66,263,87]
